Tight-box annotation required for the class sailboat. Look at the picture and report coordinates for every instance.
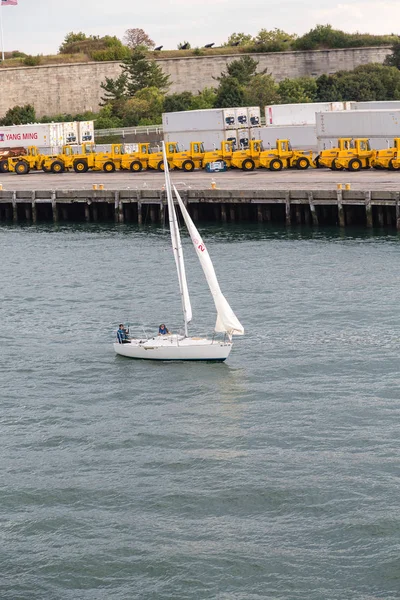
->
[113,142,244,361]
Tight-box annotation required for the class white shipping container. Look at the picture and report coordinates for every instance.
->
[265,102,345,127]
[316,109,400,139]
[78,121,95,143]
[248,106,261,127]
[162,108,238,132]
[0,123,63,149]
[164,130,227,151]
[349,101,400,111]
[235,107,248,128]
[238,129,250,149]
[250,125,318,151]
[63,122,79,145]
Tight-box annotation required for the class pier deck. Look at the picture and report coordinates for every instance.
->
[0,170,400,228]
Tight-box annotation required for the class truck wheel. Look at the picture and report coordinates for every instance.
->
[103,161,116,173]
[242,159,255,171]
[297,157,309,170]
[348,158,362,172]
[0,159,9,173]
[130,161,142,172]
[315,156,322,169]
[51,161,64,174]
[269,159,283,171]
[182,160,195,172]
[74,160,88,173]
[331,159,343,171]
[389,158,399,171]
[157,160,169,172]
[15,161,29,175]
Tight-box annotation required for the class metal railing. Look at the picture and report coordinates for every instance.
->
[94,125,163,137]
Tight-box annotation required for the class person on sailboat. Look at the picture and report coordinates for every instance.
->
[117,324,130,344]
[158,324,170,335]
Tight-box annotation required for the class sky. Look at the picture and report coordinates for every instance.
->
[0,0,399,55]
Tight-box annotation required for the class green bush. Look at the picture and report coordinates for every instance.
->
[192,47,204,56]
[23,55,42,66]
[293,24,396,51]
[91,46,131,61]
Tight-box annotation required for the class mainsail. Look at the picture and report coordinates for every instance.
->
[162,144,192,334]
[173,185,244,337]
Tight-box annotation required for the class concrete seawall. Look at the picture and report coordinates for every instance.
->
[0,46,391,118]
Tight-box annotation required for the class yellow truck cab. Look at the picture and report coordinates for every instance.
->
[230,140,263,171]
[316,138,353,170]
[147,142,177,171]
[259,139,314,171]
[203,141,234,169]
[120,143,151,172]
[335,138,375,171]
[372,138,400,170]
[42,143,96,173]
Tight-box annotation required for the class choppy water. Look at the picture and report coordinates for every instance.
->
[1,223,399,600]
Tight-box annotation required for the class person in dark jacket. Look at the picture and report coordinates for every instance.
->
[158,324,170,335]
[117,324,130,344]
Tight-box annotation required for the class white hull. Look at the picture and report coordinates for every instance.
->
[114,334,232,361]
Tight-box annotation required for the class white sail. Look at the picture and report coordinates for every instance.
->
[173,185,244,337]
[162,144,192,333]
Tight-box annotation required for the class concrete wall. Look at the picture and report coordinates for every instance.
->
[0,46,391,118]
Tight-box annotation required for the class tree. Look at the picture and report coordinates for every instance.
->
[214,77,245,108]
[278,77,318,103]
[123,28,155,50]
[385,41,400,69]
[220,55,260,85]
[315,74,342,102]
[224,32,253,47]
[94,104,123,129]
[0,104,36,126]
[252,28,296,52]
[59,31,87,53]
[116,87,165,126]
[164,91,194,113]
[100,74,128,105]
[190,87,217,109]
[122,46,170,95]
[243,74,280,108]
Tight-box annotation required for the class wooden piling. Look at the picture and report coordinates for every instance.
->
[257,204,263,223]
[285,192,291,226]
[377,206,384,227]
[12,192,17,222]
[31,202,37,224]
[221,203,227,223]
[137,201,142,225]
[51,191,58,223]
[85,202,91,223]
[308,192,319,226]
[92,204,98,222]
[295,205,302,225]
[337,188,345,227]
[229,205,235,222]
[365,191,373,228]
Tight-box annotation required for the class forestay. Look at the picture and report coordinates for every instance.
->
[173,185,244,337]
[162,144,192,334]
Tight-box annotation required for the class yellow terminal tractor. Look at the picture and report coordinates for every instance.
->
[259,139,314,171]
[334,138,375,171]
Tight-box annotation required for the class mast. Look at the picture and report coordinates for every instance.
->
[162,143,192,337]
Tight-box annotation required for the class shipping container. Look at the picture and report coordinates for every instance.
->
[265,102,345,127]
[316,109,400,139]
[78,121,95,143]
[162,108,238,132]
[164,130,227,151]
[235,107,248,128]
[238,128,250,149]
[250,125,318,151]
[0,123,66,149]
[248,106,261,127]
[349,101,400,111]
[225,130,238,149]
[63,122,79,145]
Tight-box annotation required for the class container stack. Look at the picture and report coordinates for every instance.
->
[163,107,261,151]
[0,121,95,151]
[316,109,400,151]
